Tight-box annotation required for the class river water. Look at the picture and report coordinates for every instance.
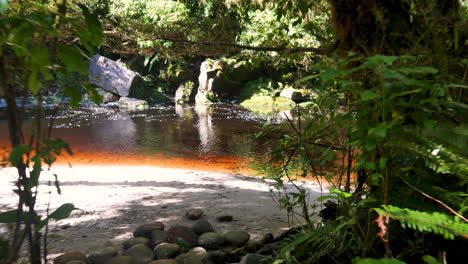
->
[0,103,289,174]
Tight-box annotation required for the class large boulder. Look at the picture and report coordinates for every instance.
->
[175,81,196,104]
[279,88,318,103]
[89,55,137,97]
[195,59,258,104]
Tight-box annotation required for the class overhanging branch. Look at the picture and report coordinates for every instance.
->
[106,18,333,55]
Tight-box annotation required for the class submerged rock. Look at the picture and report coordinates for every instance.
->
[118,97,149,110]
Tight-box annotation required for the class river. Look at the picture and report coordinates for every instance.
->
[0,103,290,175]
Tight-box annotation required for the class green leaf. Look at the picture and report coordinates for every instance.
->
[49,204,77,220]
[30,46,50,67]
[28,69,42,95]
[316,195,338,202]
[397,67,439,75]
[27,155,42,189]
[454,124,468,136]
[0,210,18,223]
[353,258,406,264]
[65,86,83,108]
[422,255,440,264]
[375,205,468,239]
[79,4,103,47]
[361,90,379,101]
[36,203,77,231]
[329,188,352,198]
[58,46,87,74]
[370,173,383,186]
[379,157,388,170]
[9,145,32,166]
[423,119,436,129]
[369,127,387,138]
[365,55,399,66]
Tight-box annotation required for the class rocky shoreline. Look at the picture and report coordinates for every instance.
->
[0,166,325,263]
[53,208,291,264]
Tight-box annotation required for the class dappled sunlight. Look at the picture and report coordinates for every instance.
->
[0,165,324,254]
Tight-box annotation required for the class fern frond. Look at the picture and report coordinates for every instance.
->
[375,205,468,240]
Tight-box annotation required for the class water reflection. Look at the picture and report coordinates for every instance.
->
[90,111,137,153]
[194,104,216,154]
[0,104,286,171]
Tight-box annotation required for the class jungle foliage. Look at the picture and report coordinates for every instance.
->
[0,1,103,264]
[0,0,467,264]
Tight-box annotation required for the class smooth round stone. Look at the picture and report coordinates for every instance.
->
[223,231,250,247]
[198,232,224,249]
[153,243,180,259]
[88,247,119,264]
[133,222,165,238]
[54,251,88,264]
[123,237,151,250]
[186,209,204,220]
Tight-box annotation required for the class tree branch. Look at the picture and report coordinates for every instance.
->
[106,18,333,55]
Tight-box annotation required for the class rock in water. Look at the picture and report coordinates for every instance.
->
[118,97,148,110]
[54,251,88,264]
[89,55,137,97]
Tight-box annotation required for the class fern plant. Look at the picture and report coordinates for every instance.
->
[375,205,468,240]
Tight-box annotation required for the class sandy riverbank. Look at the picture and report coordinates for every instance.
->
[0,165,326,255]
